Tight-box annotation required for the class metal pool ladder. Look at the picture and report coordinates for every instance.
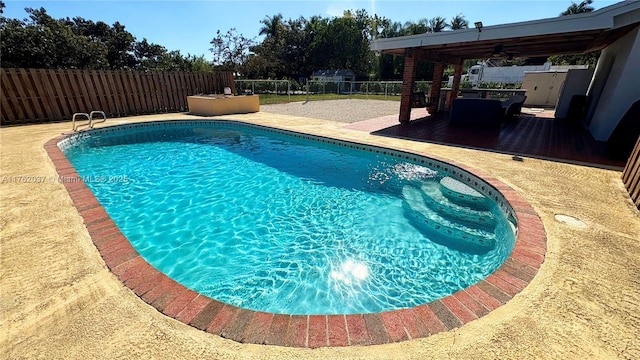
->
[72,110,107,131]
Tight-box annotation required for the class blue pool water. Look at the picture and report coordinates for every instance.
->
[62,122,516,315]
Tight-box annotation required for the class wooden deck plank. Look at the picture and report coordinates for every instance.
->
[372,112,626,169]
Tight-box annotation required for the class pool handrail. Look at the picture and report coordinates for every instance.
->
[72,112,91,131]
[72,111,107,131]
[89,111,107,128]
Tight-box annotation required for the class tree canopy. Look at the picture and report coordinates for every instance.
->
[560,0,595,15]
[214,10,475,81]
[0,5,212,71]
[1,1,601,80]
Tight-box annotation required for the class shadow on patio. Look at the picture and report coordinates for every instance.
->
[370,110,627,170]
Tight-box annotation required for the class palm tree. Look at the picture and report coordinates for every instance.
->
[379,20,403,39]
[403,19,429,35]
[428,16,449,32]
[259,13,284,39]
[560,0,594,15]
[450,14,469,30]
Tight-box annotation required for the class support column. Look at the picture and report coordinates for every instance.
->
[428,62,445,114]
[399,49,417,123]
[445,62,464,110]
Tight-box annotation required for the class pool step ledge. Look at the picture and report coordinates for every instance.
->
[402,186,497,250]
[420,182,496,229]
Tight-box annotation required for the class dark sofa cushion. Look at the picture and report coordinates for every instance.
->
[449,98,504,127]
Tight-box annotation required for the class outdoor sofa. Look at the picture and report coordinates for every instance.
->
[449,98,505,127]
[449,95,527,127]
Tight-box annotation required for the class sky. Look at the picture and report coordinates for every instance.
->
[2,0,620,60]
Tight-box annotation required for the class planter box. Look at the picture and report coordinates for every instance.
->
[187,95,260,116]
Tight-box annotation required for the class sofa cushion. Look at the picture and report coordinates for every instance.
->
[449,98,504,127]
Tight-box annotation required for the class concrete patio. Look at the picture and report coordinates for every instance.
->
[1,105,638,359]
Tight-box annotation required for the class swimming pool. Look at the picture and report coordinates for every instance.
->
[60,120,517,315]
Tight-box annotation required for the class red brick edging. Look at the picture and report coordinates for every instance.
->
[44,130,546,348]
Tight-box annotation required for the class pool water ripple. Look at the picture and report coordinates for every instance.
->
[63,123,516,315]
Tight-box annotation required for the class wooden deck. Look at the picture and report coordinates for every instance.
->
[367,110,627,170]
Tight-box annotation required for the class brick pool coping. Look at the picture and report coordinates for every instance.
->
[44,124,546,348]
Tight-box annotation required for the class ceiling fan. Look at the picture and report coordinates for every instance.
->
[486,44,520,60]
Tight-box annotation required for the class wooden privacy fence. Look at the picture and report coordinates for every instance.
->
[0,68,235,125]
[622,136,640,209]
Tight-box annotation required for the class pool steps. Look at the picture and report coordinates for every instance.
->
[439,176,490,208]
[402,179,497,250]
[420,182,496,229]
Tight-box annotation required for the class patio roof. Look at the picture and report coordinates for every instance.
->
[370,1,640,62]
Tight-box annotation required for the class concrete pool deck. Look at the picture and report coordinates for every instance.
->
[1,108,639,358]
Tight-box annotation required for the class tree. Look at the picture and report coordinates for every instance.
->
[377,18,403,39]
[259,13,284,40]
[216,8,479,80]
[279,17,313,77]
[103,22,136,69]
[241,53,273,79]
[428,16,449,32]
[547,52,600,68]
[560,0,594,15]
[1,6,211,71]
[350,9,375,39]
[0,8,126,69]
[67,17,131,69]
[186,55,214,72]
[307,15,371,75]
[210,28,255,75]
[403,19,429,35]
[1,7,90,68]
[134,38,167,70]
[450,14,469,30]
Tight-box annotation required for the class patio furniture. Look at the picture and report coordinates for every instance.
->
[411,91,436,108]
[502,94,527,117]
[459,90,481,99]
[449,98,504,127]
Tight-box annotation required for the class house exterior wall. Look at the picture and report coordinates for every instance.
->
[587,26,640,141]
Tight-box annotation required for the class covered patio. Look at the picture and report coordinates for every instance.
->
[370,1,640,147]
